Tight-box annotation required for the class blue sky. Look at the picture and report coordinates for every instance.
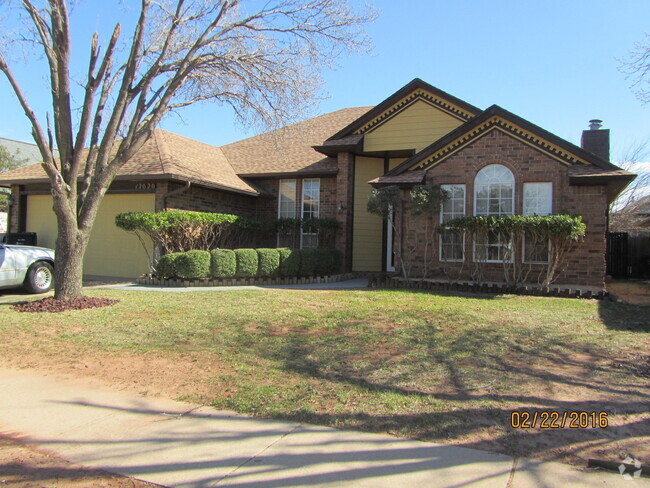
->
[1,0,649,167]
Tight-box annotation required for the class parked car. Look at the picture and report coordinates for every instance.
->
[0,244,55,293]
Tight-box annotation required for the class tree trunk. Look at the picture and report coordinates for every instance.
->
[53,218,90,300]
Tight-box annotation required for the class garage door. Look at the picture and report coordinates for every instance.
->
[26,194,155,278]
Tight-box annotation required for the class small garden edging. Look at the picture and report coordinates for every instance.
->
[137,272,356,287]
[369,275,609,299]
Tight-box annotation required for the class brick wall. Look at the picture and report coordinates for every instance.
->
[246,175,338,248]
[398,129,608,288]
[161,181,258,217]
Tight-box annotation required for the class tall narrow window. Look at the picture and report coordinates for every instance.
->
[523,182,552,263]
[474,165,514,262]
[278,179,296,247]
[301,178,320,249]
[440,184,465,261]
[278,180,297,218]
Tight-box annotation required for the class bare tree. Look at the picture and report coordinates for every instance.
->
[609,141,649,232]
[620,33,650,103]
[0,0,375,299]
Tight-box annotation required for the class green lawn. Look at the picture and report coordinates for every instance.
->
[1,288,648,463]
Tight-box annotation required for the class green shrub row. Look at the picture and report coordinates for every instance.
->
[155,248,343,279]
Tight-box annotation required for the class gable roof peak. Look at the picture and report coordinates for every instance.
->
[326,78,482,142]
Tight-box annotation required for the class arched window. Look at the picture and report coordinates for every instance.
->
[474,164,514,216]
[474,165,515,262]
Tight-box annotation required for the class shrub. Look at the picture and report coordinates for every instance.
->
[115,210,265,254]
[315,249,343,276]
[235,248,258,277]
[257,248,280,277]
[155,252,182,278]
[300,249,318,277]
[175,250,211,279]
[210,249,236,278]
[278,248,300,277]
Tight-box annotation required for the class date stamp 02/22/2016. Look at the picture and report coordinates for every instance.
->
[510,410,609,429]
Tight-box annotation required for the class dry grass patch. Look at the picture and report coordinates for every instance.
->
[0,287,647,468]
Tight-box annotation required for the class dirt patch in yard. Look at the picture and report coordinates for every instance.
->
[0,431,161,488]
[608,280,650,305]
[1,335,648,471]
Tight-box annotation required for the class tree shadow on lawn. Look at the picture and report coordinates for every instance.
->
[255,321,649,465]
[598,299,650,332]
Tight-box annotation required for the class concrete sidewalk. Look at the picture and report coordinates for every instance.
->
[0,368,642,488]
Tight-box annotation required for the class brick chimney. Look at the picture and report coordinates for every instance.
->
[581,119,610,161]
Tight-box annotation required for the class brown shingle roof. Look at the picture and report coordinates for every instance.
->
[221,107,371,175]
[0,108,373,190]
[567,165,636,178]
[0,129,258,194]
[370,170,426,186]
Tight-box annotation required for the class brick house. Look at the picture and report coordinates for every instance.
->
[0,79,635,287]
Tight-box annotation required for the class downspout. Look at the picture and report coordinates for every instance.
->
[162,180,191,209]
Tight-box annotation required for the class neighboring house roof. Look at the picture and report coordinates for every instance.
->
[222,107,371,176]
[0,137,58,165]
[0,130,258,195]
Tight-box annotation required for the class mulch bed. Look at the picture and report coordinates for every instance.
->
[11,296,119,313]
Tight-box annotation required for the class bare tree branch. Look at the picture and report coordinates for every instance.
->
[0,0,376,299]
[620,32,650,104]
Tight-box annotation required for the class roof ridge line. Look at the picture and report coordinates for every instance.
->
[152,129,174,174]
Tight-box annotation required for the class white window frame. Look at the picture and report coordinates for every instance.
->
[475,230,514,263]
[523,182,553,217]
[300,178,320,249]
[522,182,553,264]
[473,165,515,263]
[277,179,297,247]
[473,164,515,217]
[277,179,297,219]
[522,237,550,264]
[439,184,465,262]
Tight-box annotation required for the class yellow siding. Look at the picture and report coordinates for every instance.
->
[352,157,384,272]
[364,100,463,153]
[26,194,155,278]
[25,195,57,250]
[389,158,406,170]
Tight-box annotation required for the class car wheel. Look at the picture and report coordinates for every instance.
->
[24,261,54,294]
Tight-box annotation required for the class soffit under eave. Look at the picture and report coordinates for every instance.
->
[412,117,595,173]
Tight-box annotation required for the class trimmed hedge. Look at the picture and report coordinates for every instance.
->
[300,249,318,277]
[235,249,258,277]
[175,250,211,279]
[278,248,300,277]
[315,249,343,276]
[156,252,182,279]
[211,249,236,278]
[257,248,280,277]
[155,248,343,279]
